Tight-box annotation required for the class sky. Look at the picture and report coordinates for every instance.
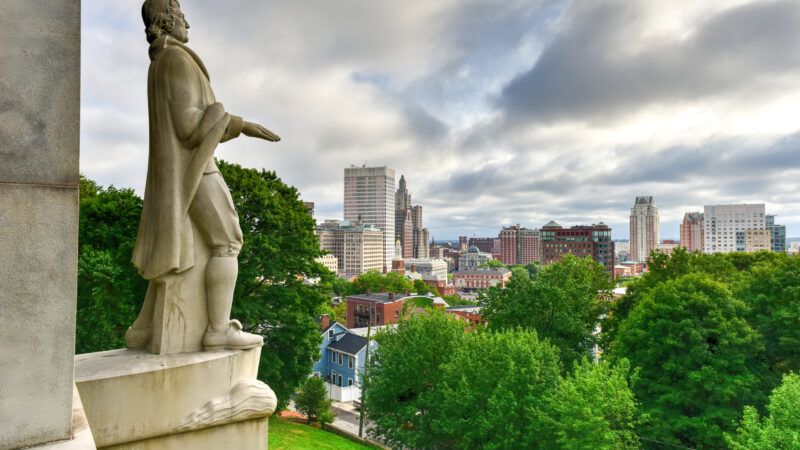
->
[81,0,800,240]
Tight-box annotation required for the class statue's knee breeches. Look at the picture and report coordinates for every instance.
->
[189,172,244,257]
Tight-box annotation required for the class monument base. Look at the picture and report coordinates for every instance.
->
[74,348,276,450]
[32,386,97,450]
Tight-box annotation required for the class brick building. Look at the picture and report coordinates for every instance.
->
[467,237,495,254]
[680,212,704,252]
[446,305,486,328]
[540,221,615,275]
[452,268,512,291]
[498,225,540,265]
[345,293,407,328]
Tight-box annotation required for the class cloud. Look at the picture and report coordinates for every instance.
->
[80,0,800,241]
[498,0,800,125]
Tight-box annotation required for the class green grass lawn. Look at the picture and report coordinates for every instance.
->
[269,417,372,450]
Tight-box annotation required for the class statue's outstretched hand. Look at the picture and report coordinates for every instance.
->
[242,121,280,142]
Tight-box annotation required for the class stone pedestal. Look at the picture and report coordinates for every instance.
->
[75,348,276,450]
[0,0,84,448]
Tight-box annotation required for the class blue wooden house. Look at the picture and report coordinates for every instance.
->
[312,320,376,402]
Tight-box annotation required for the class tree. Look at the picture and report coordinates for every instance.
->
[547,359,641,449]
[481,259,506,269]
[351,270,413,294]
[428,329,563,449]
[442,294,476,307]
[607,273,766,449]
[217,160,332,411]
[364,311,467,449]
[483,254,611,367]
[601,249,788,350]
[412,279,439,296]
[726,373,800,450]
[76,177,147,353]
[295,376,334,425]
[738,256,800,382]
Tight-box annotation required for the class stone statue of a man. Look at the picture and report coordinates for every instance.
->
[126,0,279,351]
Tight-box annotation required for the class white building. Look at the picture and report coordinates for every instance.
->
[629,196,660,263]
[317,220,384,277]
[344,166,395,270]
[404,258,448,279]
[703,204,766,254]
[315,254,338,274]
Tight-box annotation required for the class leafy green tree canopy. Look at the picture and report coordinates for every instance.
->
[364,311,466,449]
[608,273,765,449]
[483,254,611,367]
[295,376,334,425]
[726,372,800,450]
[77,176,147,353]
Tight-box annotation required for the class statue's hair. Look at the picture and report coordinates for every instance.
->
[142,0,179,43]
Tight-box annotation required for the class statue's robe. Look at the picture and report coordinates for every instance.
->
[132,35,243,280]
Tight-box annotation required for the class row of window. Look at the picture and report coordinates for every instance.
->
[330,349,355,369]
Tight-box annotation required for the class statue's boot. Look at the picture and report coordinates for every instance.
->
[203,319,263,351]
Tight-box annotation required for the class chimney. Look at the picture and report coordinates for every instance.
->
[320,314,330,331]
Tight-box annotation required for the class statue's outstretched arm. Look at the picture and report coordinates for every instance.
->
[242,121,280,142]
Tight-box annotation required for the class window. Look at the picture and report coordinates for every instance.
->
[348,378,354,387]
[348,355,354,369]
[339,352,343,365]
[328,329,334,339]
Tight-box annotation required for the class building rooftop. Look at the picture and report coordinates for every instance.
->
[453,269,511,276]
[328,333,368,355]
[347,292,408,303]
[447,305,483,314]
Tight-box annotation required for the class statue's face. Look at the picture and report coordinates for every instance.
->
[169,4,190,43]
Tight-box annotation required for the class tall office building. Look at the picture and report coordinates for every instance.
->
[540,221,615,275]
[766,215,787,253]
[630,196,660,263]
[394,175,414,258]
[498,225,540,265]
[680,212,704,252]
[411,205,429,258]
[703,204,765,253]
[344,166,395,270]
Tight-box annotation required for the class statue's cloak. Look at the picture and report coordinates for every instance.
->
[132,35,243,280]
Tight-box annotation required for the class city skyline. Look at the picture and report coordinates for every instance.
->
[81,1,800,241]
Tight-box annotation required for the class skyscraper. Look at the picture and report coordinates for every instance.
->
[629,196,660,263]
[394,175,414,258]
[680,212,704,252]
[766,215,787,253]
[344,166,395,270]
[703,204,765,253]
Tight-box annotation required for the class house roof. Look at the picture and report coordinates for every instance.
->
[320,320,339,334]
[328,333,368,355]
[453,269,511,276]
[347,293,408,303]
[447,305,483,314]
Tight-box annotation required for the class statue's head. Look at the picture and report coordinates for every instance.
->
[142,0,189,44]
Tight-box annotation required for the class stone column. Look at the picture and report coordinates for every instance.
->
[0,1,84,449]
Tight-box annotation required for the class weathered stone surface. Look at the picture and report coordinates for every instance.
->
[0,184,78,450]
[103,417,267,450]
[39,386,97,450]
[75,347,275,448]
[0,0,80,187]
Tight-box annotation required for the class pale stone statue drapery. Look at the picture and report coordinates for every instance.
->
[126,0,280,353]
